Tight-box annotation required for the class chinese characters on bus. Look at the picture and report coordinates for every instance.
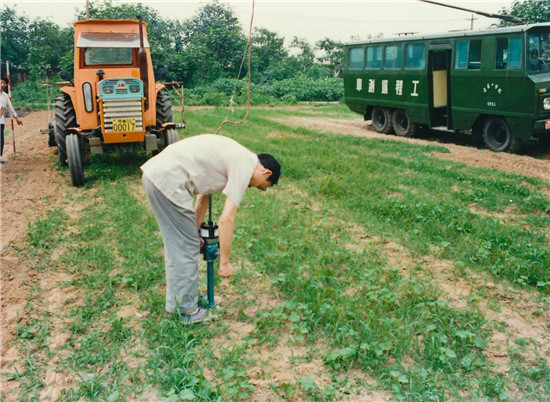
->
[357,78,419,97]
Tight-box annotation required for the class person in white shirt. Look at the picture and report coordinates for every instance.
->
[141,134,281,324]
[0,77,23,163]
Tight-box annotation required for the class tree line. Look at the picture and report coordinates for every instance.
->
[0,0,546,105]
[0,2,344,87]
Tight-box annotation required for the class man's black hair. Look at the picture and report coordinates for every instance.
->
[0,76,8,83]
[257,153,281,185]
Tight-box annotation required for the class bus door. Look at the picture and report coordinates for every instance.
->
[428,50,452,128]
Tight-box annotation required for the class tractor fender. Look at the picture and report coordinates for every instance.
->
[154,83,166,94]
[60,86,78,112]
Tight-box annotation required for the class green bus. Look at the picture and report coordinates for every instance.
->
[343,23,550,152]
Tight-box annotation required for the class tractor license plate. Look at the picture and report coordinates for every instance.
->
[545,120,550,130]
[112,118,136,132]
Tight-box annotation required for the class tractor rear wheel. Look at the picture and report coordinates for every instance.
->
[371,107,394,134]
[156,90,174,126]
[54,94,76,165]
[67,134,84,187]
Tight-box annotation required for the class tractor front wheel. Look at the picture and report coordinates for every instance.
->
[67,134,84,187]
[166,129,179,145]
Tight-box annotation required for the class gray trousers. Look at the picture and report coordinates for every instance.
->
[142,175,199,314]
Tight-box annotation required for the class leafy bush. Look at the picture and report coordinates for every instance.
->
[268,76,343,102]
[12,79,49,107]
[176,76,343,106]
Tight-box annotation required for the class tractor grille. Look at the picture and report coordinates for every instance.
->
[102,98,143,133]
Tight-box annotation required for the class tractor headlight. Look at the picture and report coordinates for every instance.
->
[82,82,93,113]
[129,85,140,93]
[544,97,550,110]
[103,86,114,95]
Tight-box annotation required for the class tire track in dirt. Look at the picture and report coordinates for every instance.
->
[0,109,72,397]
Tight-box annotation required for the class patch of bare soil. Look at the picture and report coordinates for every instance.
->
[273,116,550,183]
[0,109,72,397]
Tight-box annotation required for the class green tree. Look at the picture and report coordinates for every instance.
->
[316,38,344,77]
[289,36,315,73]
[27,19,72,79]
[500,0,550,25]
[251,28,288,82]
[0,7,30,79]
[180,3,247,85]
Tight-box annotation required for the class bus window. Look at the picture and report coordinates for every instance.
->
[405,43,426,69]
[455,39,482,70]
[528,33,550,74]
[349,47,365,70]
[366,46,382,69]
[495,37,522,69]
[384,45,402,69]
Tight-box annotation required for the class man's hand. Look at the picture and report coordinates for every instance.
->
[218,261,234,278]
[15,117,23,126]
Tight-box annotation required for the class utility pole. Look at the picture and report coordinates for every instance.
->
[86,0,89,20]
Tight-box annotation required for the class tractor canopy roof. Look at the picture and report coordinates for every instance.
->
[74,19,150,48]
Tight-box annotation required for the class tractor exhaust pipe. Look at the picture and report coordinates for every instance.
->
[137,16,149,110]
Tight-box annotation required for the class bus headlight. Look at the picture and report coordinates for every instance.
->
[544,98,550,110]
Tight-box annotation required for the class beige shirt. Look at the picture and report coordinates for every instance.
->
[141,134,257,210]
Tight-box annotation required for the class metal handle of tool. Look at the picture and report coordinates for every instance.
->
[199,194,219,309]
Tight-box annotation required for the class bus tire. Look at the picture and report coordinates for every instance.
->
[482,116,520,152]
[372,107,394,134]
[392,109,417,138]
[66,134,85,187]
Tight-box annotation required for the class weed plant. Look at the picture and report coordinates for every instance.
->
[14,105,550,400]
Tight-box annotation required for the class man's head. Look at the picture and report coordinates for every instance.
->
[0,77,7,92]
[249,153,281,191]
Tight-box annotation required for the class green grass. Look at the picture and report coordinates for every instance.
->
[7,105,550,400]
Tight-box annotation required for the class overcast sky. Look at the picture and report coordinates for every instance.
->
[2,0,514,45]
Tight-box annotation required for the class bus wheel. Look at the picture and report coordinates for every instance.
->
[371,107,394,134]
[482,117,519,152]
[392,109,417,138]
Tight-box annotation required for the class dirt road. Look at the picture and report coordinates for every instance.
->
[1,108,549,392]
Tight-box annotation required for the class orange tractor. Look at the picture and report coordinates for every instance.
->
[48,18,181,186]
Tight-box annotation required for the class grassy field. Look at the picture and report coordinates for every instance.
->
[8,105,550,400]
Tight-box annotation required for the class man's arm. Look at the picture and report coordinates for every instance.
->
[195,193,209,229]
[3,96,22,125]
[218,197,237,277]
